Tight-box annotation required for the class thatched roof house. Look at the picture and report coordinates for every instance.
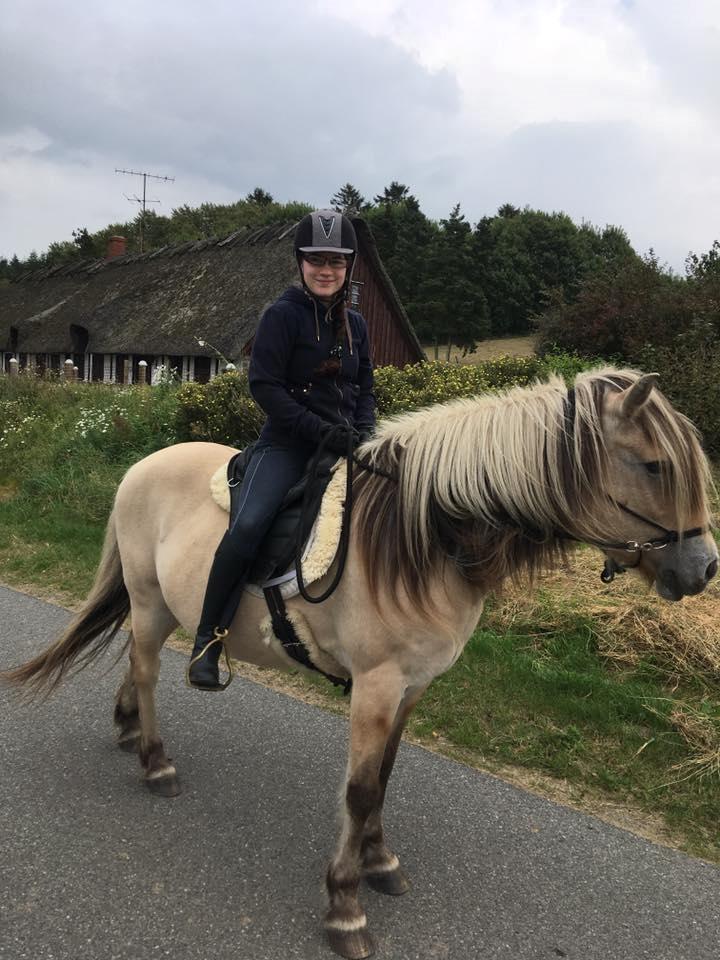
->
[0,218,424,383]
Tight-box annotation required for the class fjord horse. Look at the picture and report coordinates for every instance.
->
[3,368,717,958]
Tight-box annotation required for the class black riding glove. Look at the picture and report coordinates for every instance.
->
[321,425,358,456]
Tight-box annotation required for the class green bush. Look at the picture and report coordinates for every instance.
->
[0,373,180,520]
[174,371,263,447]
[374,353,592,416]
[638,324,720,455]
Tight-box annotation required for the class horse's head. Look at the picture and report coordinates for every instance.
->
[590,372,718,601]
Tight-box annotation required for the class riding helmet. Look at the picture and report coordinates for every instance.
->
[294,209,357,256]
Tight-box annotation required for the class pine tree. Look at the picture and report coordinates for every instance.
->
[246,187,274,206]
[373,181,415,206]
[415,204,489,354]
[331,183,368,214]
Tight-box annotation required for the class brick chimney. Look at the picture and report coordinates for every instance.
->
[106,235,127,259]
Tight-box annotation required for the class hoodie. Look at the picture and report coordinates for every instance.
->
[249,285,376,450]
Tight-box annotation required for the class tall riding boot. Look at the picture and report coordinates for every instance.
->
[188,535,249,690]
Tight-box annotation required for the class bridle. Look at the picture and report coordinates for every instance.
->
[587,500,710,582]
[561,387,711,582]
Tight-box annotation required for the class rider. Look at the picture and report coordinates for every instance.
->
[187,209,376,689]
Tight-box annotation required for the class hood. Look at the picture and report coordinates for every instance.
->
[277,284,310,306]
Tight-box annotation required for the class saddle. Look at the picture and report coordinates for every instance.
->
[209,443,347,597]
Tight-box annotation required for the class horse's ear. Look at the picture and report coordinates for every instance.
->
[620,373,660,418]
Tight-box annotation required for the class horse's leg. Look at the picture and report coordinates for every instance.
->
[128,595,180,797]
[113,660,140,753]
[361,685,427,896]
[325,670,405,960]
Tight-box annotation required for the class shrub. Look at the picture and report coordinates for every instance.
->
[536,256,687,362]
[638,324,720,455]
[374,354,592,417]
[174,371,263,447]
[0,351,598,517]
[0,374,180,519]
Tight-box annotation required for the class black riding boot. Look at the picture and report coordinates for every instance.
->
[188,535,249,690]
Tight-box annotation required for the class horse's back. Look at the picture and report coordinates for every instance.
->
[114,442,237,626]
[120,441,235,492]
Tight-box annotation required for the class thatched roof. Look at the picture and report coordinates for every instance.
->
[0,219,424,362]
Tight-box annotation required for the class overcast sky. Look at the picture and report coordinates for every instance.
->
[1,0,718,271]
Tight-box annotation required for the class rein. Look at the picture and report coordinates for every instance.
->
[294,428,396,604]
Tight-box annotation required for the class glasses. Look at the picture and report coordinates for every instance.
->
[303,253,349,269]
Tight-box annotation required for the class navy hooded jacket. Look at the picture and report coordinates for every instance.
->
[249,285,376,450]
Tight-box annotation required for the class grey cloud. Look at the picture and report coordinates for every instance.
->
[1,0,460,206]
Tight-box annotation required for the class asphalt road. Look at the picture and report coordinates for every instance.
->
[1,584,719,960]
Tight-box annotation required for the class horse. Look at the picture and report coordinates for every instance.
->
[2,367,717,959]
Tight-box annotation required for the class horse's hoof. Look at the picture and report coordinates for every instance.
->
[144,770,181,798]
[117,731,140,753]
[365,866,410,896]
[326,925,375,959]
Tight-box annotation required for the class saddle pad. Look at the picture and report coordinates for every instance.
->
[209,459,347,599]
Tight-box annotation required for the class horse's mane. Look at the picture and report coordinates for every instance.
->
[353,367,710,619]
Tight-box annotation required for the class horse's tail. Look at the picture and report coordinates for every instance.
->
[1,509,131,699]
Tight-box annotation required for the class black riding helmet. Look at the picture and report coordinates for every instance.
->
[294,209,358,301]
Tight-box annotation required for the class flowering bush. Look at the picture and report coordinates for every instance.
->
[373,353,588,417]
[174,371,263,448]
[0,401,41,459]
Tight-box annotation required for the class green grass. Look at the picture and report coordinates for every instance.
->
[0,499,103,600]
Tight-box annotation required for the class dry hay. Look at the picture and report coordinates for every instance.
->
[487,549,720,780]
[665,706,720,781]
[489,548,720,677]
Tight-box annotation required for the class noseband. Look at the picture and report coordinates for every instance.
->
[591,500,710,582]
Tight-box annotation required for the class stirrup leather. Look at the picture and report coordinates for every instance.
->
[185,627,234,691]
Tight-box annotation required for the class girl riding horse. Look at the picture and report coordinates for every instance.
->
[188,209,375,689]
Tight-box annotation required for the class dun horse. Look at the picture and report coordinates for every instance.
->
[3,369,717,959]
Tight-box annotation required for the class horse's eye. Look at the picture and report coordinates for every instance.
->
[644,461,662,475]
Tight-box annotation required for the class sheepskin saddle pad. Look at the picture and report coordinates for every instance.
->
[209,447,346,600]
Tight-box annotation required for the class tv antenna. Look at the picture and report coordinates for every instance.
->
[115,168,175,252]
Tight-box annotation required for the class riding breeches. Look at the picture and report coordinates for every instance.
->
[197,442,310,632]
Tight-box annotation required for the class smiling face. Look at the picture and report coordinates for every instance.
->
[300,253,348,300]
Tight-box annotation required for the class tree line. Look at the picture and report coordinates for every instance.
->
[2,181,712,353]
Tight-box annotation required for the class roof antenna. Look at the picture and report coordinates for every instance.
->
[115,168,175,253]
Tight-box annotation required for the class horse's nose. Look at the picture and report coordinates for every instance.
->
[706,558,718,582]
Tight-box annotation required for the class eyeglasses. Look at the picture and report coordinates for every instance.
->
[303,253,349,269]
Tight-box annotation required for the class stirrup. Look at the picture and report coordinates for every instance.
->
[185,627,234,691]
